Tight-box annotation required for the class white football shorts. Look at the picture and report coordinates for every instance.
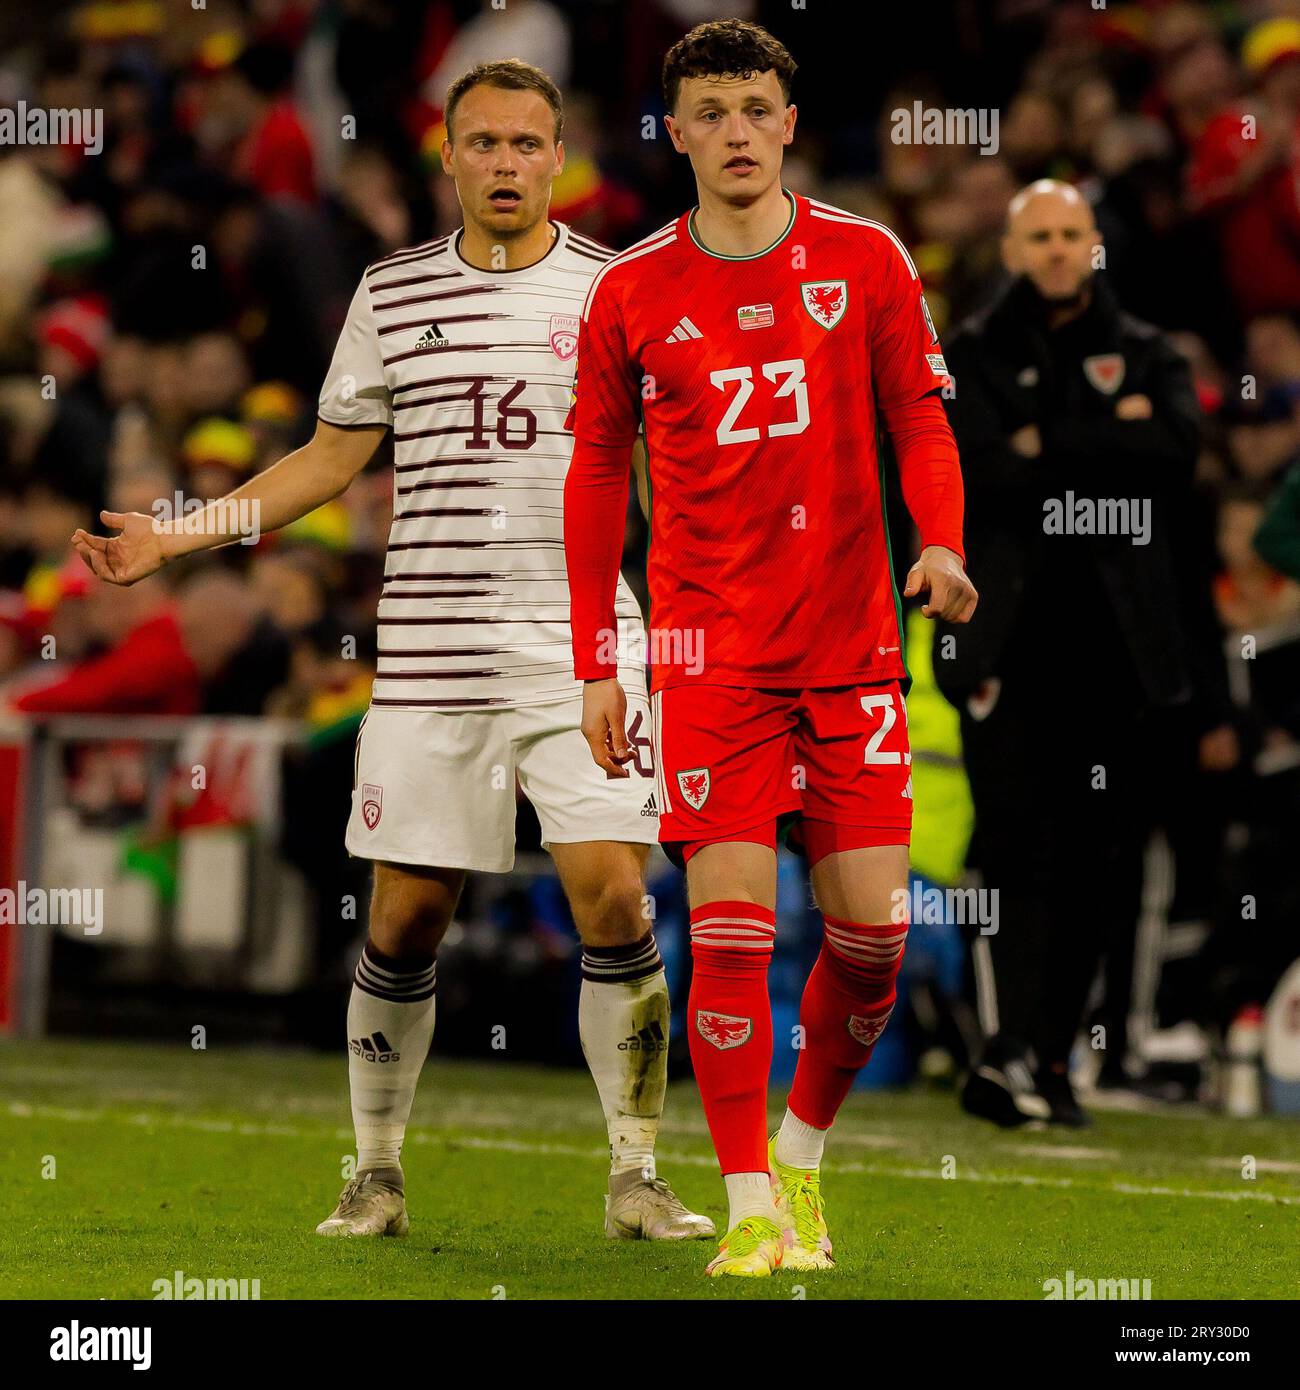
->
[345,687,660,872]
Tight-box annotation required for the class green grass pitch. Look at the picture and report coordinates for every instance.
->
[1,1039,1296,1299]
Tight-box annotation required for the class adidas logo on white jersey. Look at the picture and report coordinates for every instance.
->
[665,316,703,343]
[415,323,450,350]
[641,793,658,817]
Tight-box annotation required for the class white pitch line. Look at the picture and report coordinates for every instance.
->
[818,1132,902,1151]
[7,1101,1298,1206]
[0,1087,855,1143]
[1204,1157,1300,1176]
[1108,1180,1300,1204]
[1004,1144,1121,1161]
[1079,1091,1209,1120]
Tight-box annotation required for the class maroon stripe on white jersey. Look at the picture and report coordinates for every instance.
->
[376,312,511,337]
[366,236,451,274]
[371,287,506,313]
[367,271,464,293]
[567,243,615,264]
[381,341,547,367]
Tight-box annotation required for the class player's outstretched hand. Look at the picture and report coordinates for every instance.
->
[580,677,633,778]
[904,545,978,623]
[70,511,167,586]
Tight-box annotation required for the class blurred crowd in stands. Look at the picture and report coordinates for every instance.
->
[1,0,1299,1065]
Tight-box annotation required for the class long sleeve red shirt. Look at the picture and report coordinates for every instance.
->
[12,610,201,715]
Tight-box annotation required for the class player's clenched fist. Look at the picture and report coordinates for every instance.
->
[904,544,979,623]
[71,510,168,586]
[580,677,634,778]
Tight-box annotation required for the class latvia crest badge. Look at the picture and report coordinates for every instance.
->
[361,783,383,830]
[1083,353,1125,395]
[696,1010,753,1050]
[549,313,579,360]
[801,280,847,330]
[676,766,710,810]
[847,1011,891,1048]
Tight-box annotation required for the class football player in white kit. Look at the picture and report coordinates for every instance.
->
[70,60,713,1246]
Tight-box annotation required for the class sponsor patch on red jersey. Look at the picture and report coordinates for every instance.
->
[737,302,774,330]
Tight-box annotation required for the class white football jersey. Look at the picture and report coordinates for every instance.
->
[318,222,646,710]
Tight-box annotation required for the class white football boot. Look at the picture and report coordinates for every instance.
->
[604,1167,717,1240]
[315,1168,409,1237]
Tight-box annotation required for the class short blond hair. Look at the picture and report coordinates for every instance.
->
[444,59,563,141]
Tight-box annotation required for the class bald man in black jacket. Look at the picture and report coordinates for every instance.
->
[936,180,1208,1126]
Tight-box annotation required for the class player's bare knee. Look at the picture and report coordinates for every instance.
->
[369,908,448,959]
[571,875,649,947]
[369,865,463,958]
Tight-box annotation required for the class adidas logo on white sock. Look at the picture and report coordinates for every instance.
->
[349,1031,400,1063]
[619,1021,668,1052]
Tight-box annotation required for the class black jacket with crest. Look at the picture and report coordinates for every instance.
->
[935,274,1211,715]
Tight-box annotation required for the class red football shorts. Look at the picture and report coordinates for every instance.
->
[652,681,913,864]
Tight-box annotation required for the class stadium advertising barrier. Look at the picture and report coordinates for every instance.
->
[0,714,311,1037]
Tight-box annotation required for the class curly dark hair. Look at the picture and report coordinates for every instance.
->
[444,59,564,142]
[662,19,796,114]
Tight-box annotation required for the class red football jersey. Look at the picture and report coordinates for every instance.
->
[567,192,960,692]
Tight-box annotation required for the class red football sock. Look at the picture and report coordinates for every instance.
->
[788,915,908,1130]
[687,899,775,1175]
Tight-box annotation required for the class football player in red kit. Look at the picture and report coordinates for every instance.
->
[564,20,977,1276]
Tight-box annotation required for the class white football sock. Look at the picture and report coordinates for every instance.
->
[725,1171,778,1229]
[578,933,668,1177]
[774,1107,827,1170]
[348,942,437,1174]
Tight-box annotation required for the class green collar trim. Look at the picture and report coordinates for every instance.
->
[687,189,796,261]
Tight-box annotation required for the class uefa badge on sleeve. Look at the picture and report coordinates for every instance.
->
[800,280,847,330]
[921,292,940,344]
[549,314,579,360]
[361,783,383,830]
